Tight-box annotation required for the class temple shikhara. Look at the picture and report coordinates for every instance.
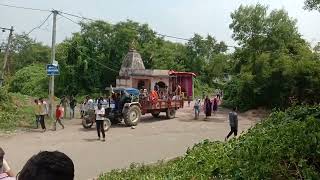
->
[116,48,196,100]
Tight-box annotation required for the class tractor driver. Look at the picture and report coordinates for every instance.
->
[119,91,131,111]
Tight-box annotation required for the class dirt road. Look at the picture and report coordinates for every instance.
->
[0,105,263,180]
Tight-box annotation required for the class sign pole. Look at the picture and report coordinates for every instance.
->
[49,10,58,119]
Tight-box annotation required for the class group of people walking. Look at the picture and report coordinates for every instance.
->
[33,98,48,132]
[204,95,219,118]
[193,92,238,141]
[33,95,77,132]
[193,93,221,120]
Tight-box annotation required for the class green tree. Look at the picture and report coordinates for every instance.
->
[9,64,48,98]
[8,34,50,73]
[186,34,228,85]
[224,4,320,110]
[304,0,320,11]
[55,20,167,96]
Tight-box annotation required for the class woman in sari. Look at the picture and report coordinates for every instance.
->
[204,96,212,119]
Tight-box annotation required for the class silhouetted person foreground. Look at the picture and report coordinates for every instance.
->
[18,151,74,180]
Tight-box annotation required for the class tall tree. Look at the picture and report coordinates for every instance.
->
[8,34,50,73]
[224,4,320,110]
[304,0,320,11]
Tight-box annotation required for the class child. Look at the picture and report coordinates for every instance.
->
[194,99,201,120]
[54,105,65,130]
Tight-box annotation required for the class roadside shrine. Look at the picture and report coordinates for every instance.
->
[116,48,196,101]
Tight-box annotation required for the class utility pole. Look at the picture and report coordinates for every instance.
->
[0,26,14,87]
[49,10,58,119]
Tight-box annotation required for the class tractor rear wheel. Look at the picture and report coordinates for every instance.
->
[123,105,141,126]
[166,109,176,119]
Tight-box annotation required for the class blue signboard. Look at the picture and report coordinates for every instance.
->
[47,64,59,76]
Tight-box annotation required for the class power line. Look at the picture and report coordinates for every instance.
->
[156,33,190,41]
[59,11,94,21]
[59,14,121,72]
[0,2,237,47]
[0,3,50,12]
[26,12,53,35]
[88,56,118,73]
[59,10,238,48]
[59,13,80,25]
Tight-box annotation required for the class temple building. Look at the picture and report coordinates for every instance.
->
[116,48,196,99]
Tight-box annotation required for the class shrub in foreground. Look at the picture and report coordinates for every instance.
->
[100,105,320,179]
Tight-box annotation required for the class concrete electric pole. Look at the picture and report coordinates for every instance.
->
[49,10,58,119]
[0,26,14,87]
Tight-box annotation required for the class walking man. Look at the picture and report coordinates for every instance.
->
[95,103,106,142]
[39,98,48,132]
[69,96,77,119]
[225,107,238,141]
[60,96,69,118]
[33,99,41,129]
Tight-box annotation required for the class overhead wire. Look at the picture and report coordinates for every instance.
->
[0,3,51,12]
[59,11,94,21]
[26,12,53,36]
[0,2,238,48]
[58,13,80,25]
[58,14,119,72]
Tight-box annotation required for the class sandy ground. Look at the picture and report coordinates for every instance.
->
[0,103,265,180]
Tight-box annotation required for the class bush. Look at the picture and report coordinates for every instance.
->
[223,57,320,111]
[0,87,13,111]
[194,77,215,98]
[0,92,37,131]
[9,64,48,98]
[100,105,320,179]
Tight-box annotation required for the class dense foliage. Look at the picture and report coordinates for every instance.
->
[54,20,229,96]
[9,64,48,98]
[2,4,318,112]
[223,4,320,111]
[0,34,51,75]
[0,88,35,131]
[100,105,320,179]
[304,0,320,11]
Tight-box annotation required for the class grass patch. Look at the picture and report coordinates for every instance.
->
[0,91,49,132]
[99,105,320,179]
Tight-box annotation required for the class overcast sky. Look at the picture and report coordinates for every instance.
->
[0,0,319,48]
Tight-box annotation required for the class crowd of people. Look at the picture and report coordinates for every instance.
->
[33,96,77,132]
[193,90,238,141]
[5,88,239,180]
[33,98,48,132]
[0,147,74,180]
[139,83,183,103]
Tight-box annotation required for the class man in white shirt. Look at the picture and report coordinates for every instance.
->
[95,103,106,141]
[39,98,48,132]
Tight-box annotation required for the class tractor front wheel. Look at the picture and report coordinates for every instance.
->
[123,105,141,126]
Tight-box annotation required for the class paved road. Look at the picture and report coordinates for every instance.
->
[1,105,260,180]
